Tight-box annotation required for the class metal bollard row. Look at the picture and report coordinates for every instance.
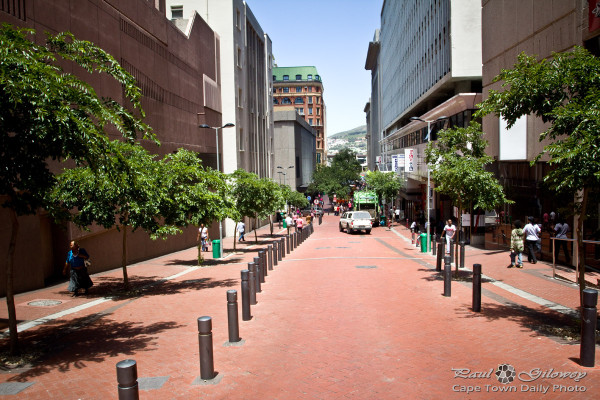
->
[443,255,451,297]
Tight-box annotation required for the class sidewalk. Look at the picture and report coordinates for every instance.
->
[0,215,598,399]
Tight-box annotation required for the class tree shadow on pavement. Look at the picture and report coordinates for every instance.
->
[419,268,494,283]
[3,316,184,380]
[59,275,238,300]
[454,302,584,342]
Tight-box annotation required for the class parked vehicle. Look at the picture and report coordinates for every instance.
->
[339,211,373,234]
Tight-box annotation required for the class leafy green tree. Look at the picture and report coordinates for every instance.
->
[476,46,600,300]
[425,121,511,271]
[364,170,401,204]
[0,25,151,354]
[308,149,361,199]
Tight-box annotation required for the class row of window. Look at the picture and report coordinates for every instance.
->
[295,107,320,116]
[273,97,320,106]
[276,86,320,93]
[276,74,320,81]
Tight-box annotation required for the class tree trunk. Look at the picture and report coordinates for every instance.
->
[121,224,130,288]
[455,201,463,276]
[233,222,238,251]
[577,187,589,307]
[6,209,20,355]
[269,215,273,236]
[254,217,258,244]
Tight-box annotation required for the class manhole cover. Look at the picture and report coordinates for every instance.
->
[27,300,63,307]
[356,265,377,269]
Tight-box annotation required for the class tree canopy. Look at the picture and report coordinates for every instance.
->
[364,170,401,204]
[0,24,152,354]
[308,148,361,199]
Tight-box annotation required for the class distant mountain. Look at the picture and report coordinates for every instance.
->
[328,125,367,140]
[327,125,367,154]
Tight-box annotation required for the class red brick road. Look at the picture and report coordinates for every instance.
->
[0,214,598,399]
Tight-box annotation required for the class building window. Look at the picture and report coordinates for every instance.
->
[273,98,278,104]
[283,87,289,93]
[315,75,320,80]
[239,128,244,151]
[282,97,291,104]
[308,96,313,104]
[238,88,242,107]
[273,75,276,81]
[296,87,302,93]
[316,108,320,115]
[307,74,312,80]
[237,47,242,67]
[308,107,313,115]
[294,97,304,104]
[309,118,313,125]
[283,75,289,81]
[304,86,308,92]
[236,9,241,29]
[296,107,304,115]
[317,119,320,125]
[171,5,183,19]
[296,74,302,80]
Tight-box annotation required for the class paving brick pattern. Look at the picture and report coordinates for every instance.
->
[0,213,598,399]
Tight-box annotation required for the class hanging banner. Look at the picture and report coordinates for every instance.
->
[405,149,414,172]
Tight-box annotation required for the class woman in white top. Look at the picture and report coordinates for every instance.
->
[443,219,456,254]
[523,216,541,263]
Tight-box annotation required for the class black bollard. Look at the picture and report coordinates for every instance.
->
[460,241,465,269]
[273,242,278,266]
[240,270,251,321]
[580,289,598,367]
[432,234,437,256]
[267,244,273,271]
[198,316,215,380]
[248,262,257,305]
[278,238,283,260]
[443,255,452,297]
[319,215,322,225]
[259,250,267,279]
[253,256,262,292]
[227,290,241,342]
[281,238,286,258]
[472,264,481,312]
[286,234,290,254]
[116,359,139,400]
[449,239,455,264]
[436,238,443,272]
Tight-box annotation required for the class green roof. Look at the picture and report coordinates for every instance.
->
[273,66,322,82]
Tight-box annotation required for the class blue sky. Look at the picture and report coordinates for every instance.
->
[246,0,382,136]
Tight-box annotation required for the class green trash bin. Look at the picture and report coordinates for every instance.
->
[283,219,287,229]
[379,215,386,226]
[212,239,221,259]
[420,233,427,253]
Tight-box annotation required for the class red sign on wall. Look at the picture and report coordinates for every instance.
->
[590,0,600,32]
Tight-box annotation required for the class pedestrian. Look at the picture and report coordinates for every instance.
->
[395,207,400,222]
[198,223,210,252]
[442,219,456,254]
[523,216,541,264]
[292,213,298,232]
[509,220,525,268]
[553,217,571,265]
[410,220,417,243]
[63,240,93,297]
[296,216,304,233]
[285,214,293,235]
[237,220,246,242]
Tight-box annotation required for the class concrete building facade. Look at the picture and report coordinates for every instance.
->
[0,0,223,295]
[364,29,381,171]
[366,0,482,226]
[481,0,600,257]
[272,110,317,192]
[166,0,275,236]
[272,66,326,165]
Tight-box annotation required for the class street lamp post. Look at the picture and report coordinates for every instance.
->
[199,122,235,258]
[409,116,448,253]
[277,165,295,188]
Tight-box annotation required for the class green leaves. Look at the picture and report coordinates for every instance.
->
[0,24,153,216]
[364,170,401,204]
[425,121,511,212]
[308,149,362,198]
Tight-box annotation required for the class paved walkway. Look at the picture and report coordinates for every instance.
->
[0,213,598,399]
